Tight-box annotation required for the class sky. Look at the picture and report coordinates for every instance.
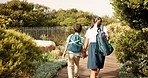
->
[0,0,114,17]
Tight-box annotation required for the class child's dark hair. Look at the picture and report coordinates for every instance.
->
[96,17,102,28]
[90,18,96,29]
[73,24,82,33]
[90,16,102,29]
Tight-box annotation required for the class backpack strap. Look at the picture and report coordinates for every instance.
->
[96,26,107,56]
[68,34,82,44]
[66,34,74,48]
[97,26,104,32]
[100,26,104,31]
[68,34,74,43]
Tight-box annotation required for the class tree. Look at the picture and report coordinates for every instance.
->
[60,17,76,26]
[0,1,97,27]
[53,9,96,26]
[0,15,14,28]
[76,18,89,26]
[111,0,148,30]
[111,0,148,76]
[101,15,117,26]
[0,0,51,27]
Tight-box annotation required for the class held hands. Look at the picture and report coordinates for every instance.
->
[81,47,88,59]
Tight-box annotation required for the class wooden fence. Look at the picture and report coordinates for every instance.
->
[17,26,89,40]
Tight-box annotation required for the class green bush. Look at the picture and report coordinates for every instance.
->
[108,23,148,77]
[0,29,43,77]
[41,52,59,62]
[33,60,67,78]
[0,15,12,29]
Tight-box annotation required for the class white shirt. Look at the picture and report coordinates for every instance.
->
[85,23,108,43]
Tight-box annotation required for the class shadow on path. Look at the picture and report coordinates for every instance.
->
[54,53,119,78]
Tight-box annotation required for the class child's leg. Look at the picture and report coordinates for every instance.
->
[90,69,98,78]
[74,56,80,77]
[67,54,75,78]
[96,68,100,76]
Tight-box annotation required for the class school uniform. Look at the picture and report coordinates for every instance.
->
[85,23,107,69]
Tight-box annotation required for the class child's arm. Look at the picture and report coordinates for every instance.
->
[103,26,110,40]
[62,43,68,58]
[81,46,87,59]
[81,37,89,58]
[62,35,71,58]
[104,32,109,40]
[84,37,89,49]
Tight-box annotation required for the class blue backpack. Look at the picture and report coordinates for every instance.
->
[96,26,114,56]
[67,34,82,52]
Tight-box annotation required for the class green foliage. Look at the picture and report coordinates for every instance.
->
[0,28,42,77]
[101,16,117,26]
[40,52,59,62]
[119,63,143,78]
[0,15,13,29]
[51,9,96,26]
[50,35,66,46]
[60,17,76,26]
[33,60,67,78]
[0,1,97,27]
[0,0,51,27]
[111,0,148,30]
[65,26,74,35]
[116,29,148,76]
[77,18,89,26]
[108,23,148,77]
[40,34,49,40]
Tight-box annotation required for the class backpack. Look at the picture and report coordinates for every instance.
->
[96,26,114,56]
[67,34,82,53]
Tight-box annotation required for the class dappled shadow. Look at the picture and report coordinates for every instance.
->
[55,53,119,78]
[99,69,119,78]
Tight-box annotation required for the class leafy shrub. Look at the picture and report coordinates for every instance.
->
[65,26,74,35]
[50,35,66,46]
[119,63,143,78]
[41,52,59,62]
[108,23,148,77]
[33,60,67,78]
[101,16,118,26]
[0,15,13,29]
[40,34,49,40]
[0,29,43,77]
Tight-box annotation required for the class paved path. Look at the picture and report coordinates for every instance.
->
[54,53,119,78]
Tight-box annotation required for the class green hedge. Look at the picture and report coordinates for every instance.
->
[108,23,148,77]
[40,52,59,62]
[33,60,67,78]
[0,29,43,77]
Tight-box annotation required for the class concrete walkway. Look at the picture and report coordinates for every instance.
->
[55,53,119,78]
